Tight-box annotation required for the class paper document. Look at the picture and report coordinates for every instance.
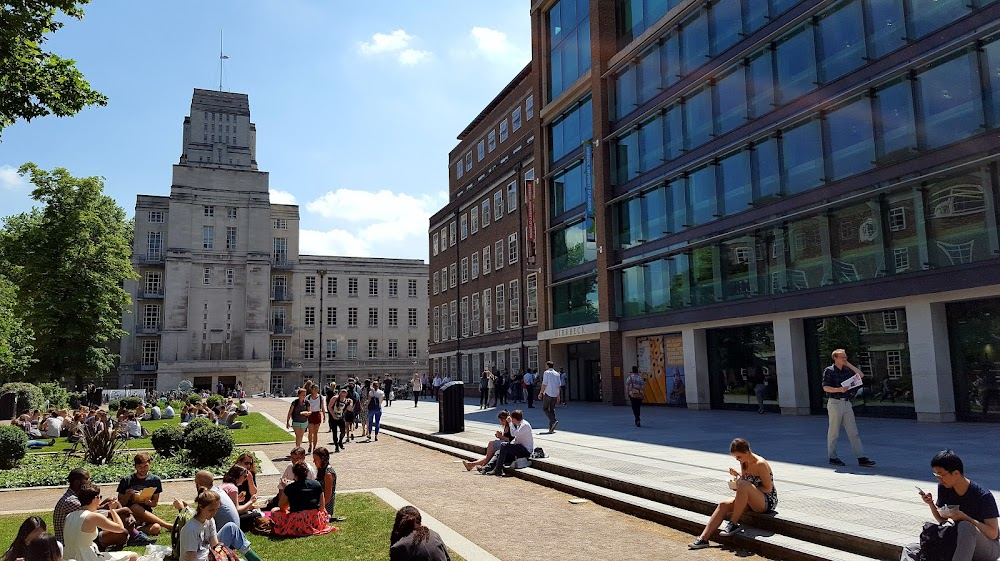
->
[135,486,156,501]
[841,374,862,390]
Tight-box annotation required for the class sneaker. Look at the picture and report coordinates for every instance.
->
[688,538,710,549]
[551,420,559,433]
[858,457,876,467]
[829,457,846,466]
[719,521,741,537]
[128,531,156,547]
[476,466,486,473]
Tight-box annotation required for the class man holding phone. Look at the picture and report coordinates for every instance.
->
[917,450,999,561]
[821,349,875,467]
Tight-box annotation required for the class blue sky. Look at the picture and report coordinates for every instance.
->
[0,1,531,262]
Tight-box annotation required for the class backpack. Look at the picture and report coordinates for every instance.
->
[168,508,192,561]
[918,521,958,561]
[209,544,241,561]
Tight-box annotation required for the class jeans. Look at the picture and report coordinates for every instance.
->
[827,398,865,458]
[480,388,490,407]
[217,521,251,553]
[413,389,420,406]
[526,386,534,408]
[629,397,642,424]
[27,439,53,448]
[367,409,382,436]
[542,395,558,430]
[754,383,766,410]
[495,443,530,475]
[331,418,346,448]
[952,520,1000,561]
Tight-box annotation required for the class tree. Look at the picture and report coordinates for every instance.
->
[0,163,135,385]
[0,272,36,383]
[0,1,107,137]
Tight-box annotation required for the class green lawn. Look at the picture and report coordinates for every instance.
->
[0,493,466,561]
[28,413,292,454]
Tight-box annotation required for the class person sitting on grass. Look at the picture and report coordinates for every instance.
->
[172,471,264,561]
[24,533,64,561]
[63,483,138,561]
[263,446,317,510]
[219,464,261,531]
[117,452,172,535]
[42,410,64,438]
[162,402,175,419]
[180,488,265,561]
[2,516,47,561]
[689,438,778,550]
[125,413,143,439]
[462,410,511,472]
[271,461,338,537]
[313,447,342,521]
[54,468,151,549]
[389,505,450,561]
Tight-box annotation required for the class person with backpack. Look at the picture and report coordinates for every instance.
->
[173,472,264,561]
[365,381,385,442]
[625,366,645,427]
[327,388,351,452]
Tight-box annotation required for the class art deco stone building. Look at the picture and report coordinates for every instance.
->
[120,89,428,394]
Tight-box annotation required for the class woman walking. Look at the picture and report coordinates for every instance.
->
[411,373,422,407]
[286,388,310,450]
[366,381,385,442]
[478,371,491,409]
[306,384,325,453]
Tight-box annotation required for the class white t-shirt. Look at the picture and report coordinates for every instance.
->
[180,517,216,561]
[126,419,142,438]
[163,405,175,418]
[278,462,318,490]
[43,417,63,437]
[542,368,562,398]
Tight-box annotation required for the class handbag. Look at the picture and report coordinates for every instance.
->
[209,543,241,561]
[918,521,958,561]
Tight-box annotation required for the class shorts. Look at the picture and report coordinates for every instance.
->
[291,421,308,430]
[308,412,322,425]
[344,411,356,423]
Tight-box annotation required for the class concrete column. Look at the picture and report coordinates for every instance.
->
[773,318,811,415]
[682,328,711,410]
[905,301,956,422]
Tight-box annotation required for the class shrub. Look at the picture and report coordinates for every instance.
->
[120,396,143,410]
[108,399,120,412]
[184,425,234,466]
[169,399,186,412]
[0,383,44,415]
[83,424,127,466]
[0,426,27,469]
[183,417,212,438]
[206,395,224,408]
[39,383,69,409]
[187,393,203,406]
[151,425,184,457]
[67,392,86,409]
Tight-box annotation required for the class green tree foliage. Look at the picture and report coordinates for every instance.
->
[0,0,107,137]
[0,164,135,384]
[0,273,35,382]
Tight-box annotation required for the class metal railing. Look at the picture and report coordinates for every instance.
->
[139,289,164,299]
[270,290,293,301]
[270,323,292,334]
[139,325,161,334]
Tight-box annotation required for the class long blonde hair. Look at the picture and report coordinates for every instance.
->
[194,488,220,518]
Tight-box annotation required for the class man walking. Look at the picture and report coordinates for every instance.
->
[539,361,561,433]
[524,369,536,408]
[822,349,876,467]
[626,366,645,427]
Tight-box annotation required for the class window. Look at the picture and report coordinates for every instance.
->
[433,306,440,342]
[457,162,464,179]
[886,350,903,379]
[450,263,457,288]
[204,206,215,217]
[227,207,237,219]
[894,247,910,272]
[327,277,338,295]
[461,258,469,283]
[776,24,817,103]
[499,119,509,142]
[509,279,520,327]
[461,214,468,240]
[368,307,379,328]
[817,0,866,83]
[390,278,400,297]
[440,228,448,249]
[301,276,314,295]
[408,340,418,358]
[465,153,472,171]
[470,207,479,234]
[483,247,491,274]
[526,95,534,119]
[433,272,440,294]
[326,340,337,359]
[148,211,163,223]
[495,240,504,270]
[142,304,159,329]
[495,283,505,330]
[472,253,479,278]
[203,267,211,285]
[388,339,399,358]
[888,207,906,232]
[408,279,417,297]
[478,140,485,161]
[482,199,491,227]
[202,226,214,249]
[512,107,522,131]
[472,293,481,335]
[347,339,358,359]
[272,238,288,265]
[508,233,518,264]
[441,303,449,339]
[507,181,518,213]
[225,227,237,250]
[528,346,538,370]
[442,267,449,290]
[450,222,457,245]
[272,218,287,229]
[348,277,358,296]
[141,340,158,366]
[918,52,982,149]
[388,308,398,327]
[226,268,234,286]
[883,310,900,332]
[144,271,162,294]
[526,273,538,325]
[827,97,875,180]
[488,130,496,152]
[304,306,315,326]
[548,0,591,99]
[483,288,492,333]
[432,233,439,256]
[408,308,418,327]
[304,340,315,360]
[461,297,469,337]
[450,300,457,339]
[327,307,337,326]
[348,307,358,327]
[510,348,521,375]
[369,278,378,297]
[493,191,503,220]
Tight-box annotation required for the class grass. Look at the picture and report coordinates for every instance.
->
[0,493,466,561]
[28,413,292,454]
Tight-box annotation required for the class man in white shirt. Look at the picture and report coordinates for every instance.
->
[263,446,317,510]
[538,361,562,433]
[162,404,175,419]
[432,375,442,401]
[489,410,533,476]
[43,411,64,437]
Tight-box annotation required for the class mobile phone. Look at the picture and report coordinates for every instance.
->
[915,486,925,494]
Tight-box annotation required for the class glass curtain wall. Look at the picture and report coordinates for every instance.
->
[706,324,778,411]
[947,298,1000,423]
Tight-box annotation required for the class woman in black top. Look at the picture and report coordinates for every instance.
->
[272,462,334,537]
[390,506,450,561]
[286,389,310,449]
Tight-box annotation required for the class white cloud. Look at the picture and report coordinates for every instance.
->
[269,188,297,205]
[0,165,25,190]
[469,26,529,67]
[358,29,431,65]
[302,188,444,260]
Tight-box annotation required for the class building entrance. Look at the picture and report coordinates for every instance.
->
[566,342,602,402]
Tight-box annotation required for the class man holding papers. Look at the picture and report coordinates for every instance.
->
[821,349,876,468]
[117,452,173,534]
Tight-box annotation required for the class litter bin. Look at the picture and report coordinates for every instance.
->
[438,381,465,433]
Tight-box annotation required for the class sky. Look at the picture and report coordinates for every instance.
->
[0,1,532,262]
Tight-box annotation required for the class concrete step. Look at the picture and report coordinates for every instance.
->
[381,425,898,561]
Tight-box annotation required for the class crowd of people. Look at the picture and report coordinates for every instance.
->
[284,377,401,453]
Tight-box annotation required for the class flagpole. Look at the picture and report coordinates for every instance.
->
[219,29,224,91]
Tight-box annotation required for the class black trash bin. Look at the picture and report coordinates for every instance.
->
[438,381,465,433]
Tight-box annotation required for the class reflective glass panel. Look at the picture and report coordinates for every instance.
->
[639,115,665,172]
[983,37,1000,128]
[685,86,714,149]
[712,0,743,55]
[775,25,817,103]
[827,97,875,180]
[681,10,710,75]
[867,0,906,59]
[754,136,781,201]
[551,221,597,272]
[663,104,685,160]
[875,79,918,164]
[551,162,586,217]
[909,0,970,39]
[721,238,753,300]
[918,52,983,149]
[614,65,637,120]
[691,246,720,305]
[660,34,681,88]
[689,164,718,226]
[829,201,883,283]
[552,275,599,328]
[786,217,827,291]
[638,46,662,105]
[748,50,774,118]
[817,0,866,83]
[782,120,823,194]
[716,65,747,134]
[884,188,924,275]
[719,149,751,216]
[666,178,688,232]
[924,171,998,268]
[614,129,640,185]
